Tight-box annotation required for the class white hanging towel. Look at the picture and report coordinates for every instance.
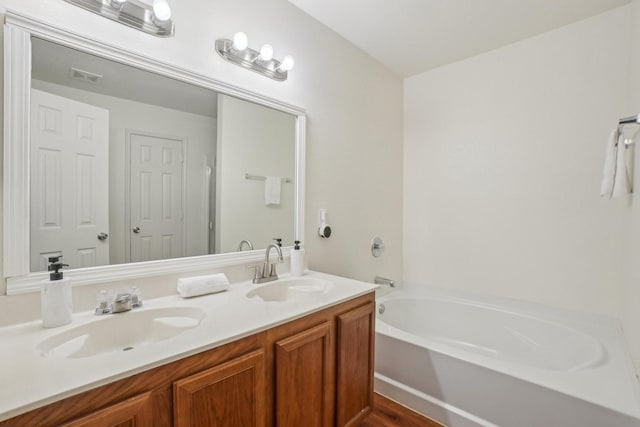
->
[600,128,632,199]
[265,176,281,205]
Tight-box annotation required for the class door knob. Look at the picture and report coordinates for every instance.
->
[133,226,141,234]
[97,232,109,241]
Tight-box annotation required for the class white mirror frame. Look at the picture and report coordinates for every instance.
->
[3,10,306,294]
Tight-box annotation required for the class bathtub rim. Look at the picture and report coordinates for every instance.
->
[375,286,640,419]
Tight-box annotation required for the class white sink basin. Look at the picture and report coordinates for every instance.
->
[36,306,206,358]
[246,277,333,302]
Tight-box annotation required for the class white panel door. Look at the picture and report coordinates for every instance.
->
[130,133,184,262]
[30,89,110,272]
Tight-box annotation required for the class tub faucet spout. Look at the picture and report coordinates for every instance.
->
[374,276,396,288]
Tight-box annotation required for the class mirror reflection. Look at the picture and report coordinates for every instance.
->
[30,38,296,272]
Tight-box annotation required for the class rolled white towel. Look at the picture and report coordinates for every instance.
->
[177,273,229,298]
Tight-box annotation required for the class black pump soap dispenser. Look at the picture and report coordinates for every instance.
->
[48,256,69,280]
[41,256,73,328]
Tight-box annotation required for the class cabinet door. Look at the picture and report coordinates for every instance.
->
[61,392,153,427]
[336,302,375,426]
[173,349,266,427]
[275,322,334,427]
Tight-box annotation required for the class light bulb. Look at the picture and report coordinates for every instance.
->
[232,32,248,51]
[153,0,172,22]
[278,55,295,72]
[258,44,274,61]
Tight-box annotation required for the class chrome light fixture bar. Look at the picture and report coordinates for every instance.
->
[63,0,175,37]
[215,32,295,82]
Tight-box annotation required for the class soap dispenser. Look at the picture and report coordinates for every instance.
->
[41,256,72,328]
[290,240,305,277]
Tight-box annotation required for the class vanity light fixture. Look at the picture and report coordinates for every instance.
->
[63,0,175,37]
[215,32,295,81]
[152,0,172,23]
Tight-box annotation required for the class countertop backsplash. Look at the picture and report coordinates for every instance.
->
[0,258,291,327]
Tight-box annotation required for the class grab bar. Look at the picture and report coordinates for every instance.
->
[374,276,396,288]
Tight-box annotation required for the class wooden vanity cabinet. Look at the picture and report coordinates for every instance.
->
[335,301,375,426]
[174,349,266,427]
[0,293,374,427]
[274,322,334,427]
[60,392,154,427]
[268,300,375,427]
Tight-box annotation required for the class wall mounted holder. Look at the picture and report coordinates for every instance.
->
[63,0,175,37]
[215,33,294,82]
[318,209,332,238]
[370,237,385,257]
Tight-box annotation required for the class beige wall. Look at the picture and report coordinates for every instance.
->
[0,0,403,306]
[621,0,640,375]
[404,6,630,315]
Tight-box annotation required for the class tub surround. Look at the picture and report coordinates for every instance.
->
[375,286,640,427]
[0,270,376,422]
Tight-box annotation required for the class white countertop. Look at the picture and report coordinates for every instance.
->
[0,271,377,422]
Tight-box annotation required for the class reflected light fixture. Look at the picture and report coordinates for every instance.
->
[63,0,175,37]
[215,32,295,81]
[152,0,171,23]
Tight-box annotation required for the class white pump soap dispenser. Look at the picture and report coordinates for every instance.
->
[290,240,305,276]
[41,256,72,328]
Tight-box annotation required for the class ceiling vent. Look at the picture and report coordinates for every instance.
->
[69,67,103,84]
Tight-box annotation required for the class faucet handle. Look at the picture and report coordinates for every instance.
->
[130,286,142,308]
[95,290,112,315]
[248,265,261,281]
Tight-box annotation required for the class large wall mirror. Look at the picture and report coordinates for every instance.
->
[4,11,306,293]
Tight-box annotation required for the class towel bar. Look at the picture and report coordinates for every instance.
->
[617,114,640,148]
[245,173,291,183]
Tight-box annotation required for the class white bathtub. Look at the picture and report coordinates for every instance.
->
[374,287,640,427]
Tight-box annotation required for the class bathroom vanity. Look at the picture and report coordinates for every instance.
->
[0,11,377,427]
[0,273,376,427]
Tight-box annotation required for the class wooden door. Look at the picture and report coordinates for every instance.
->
[30,89,110,271]
[335,302,375,426]
[60,392,153,427]
[129,132,184,262]
[173,349,266,427]
[274,322,334,427]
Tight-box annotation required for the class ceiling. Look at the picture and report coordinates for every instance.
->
[32,38,218,118]
[288,0,630,77]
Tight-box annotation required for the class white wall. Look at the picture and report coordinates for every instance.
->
[32,80,217,263]
[621,0,640,374]
[404,6,630,316]
[216,94,295,253]
[0,0,403,301]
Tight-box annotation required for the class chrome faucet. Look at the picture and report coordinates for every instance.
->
[112,293,132,313]
[95,287,142,315]
[237,239,254,251]
[251,243,283,284]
